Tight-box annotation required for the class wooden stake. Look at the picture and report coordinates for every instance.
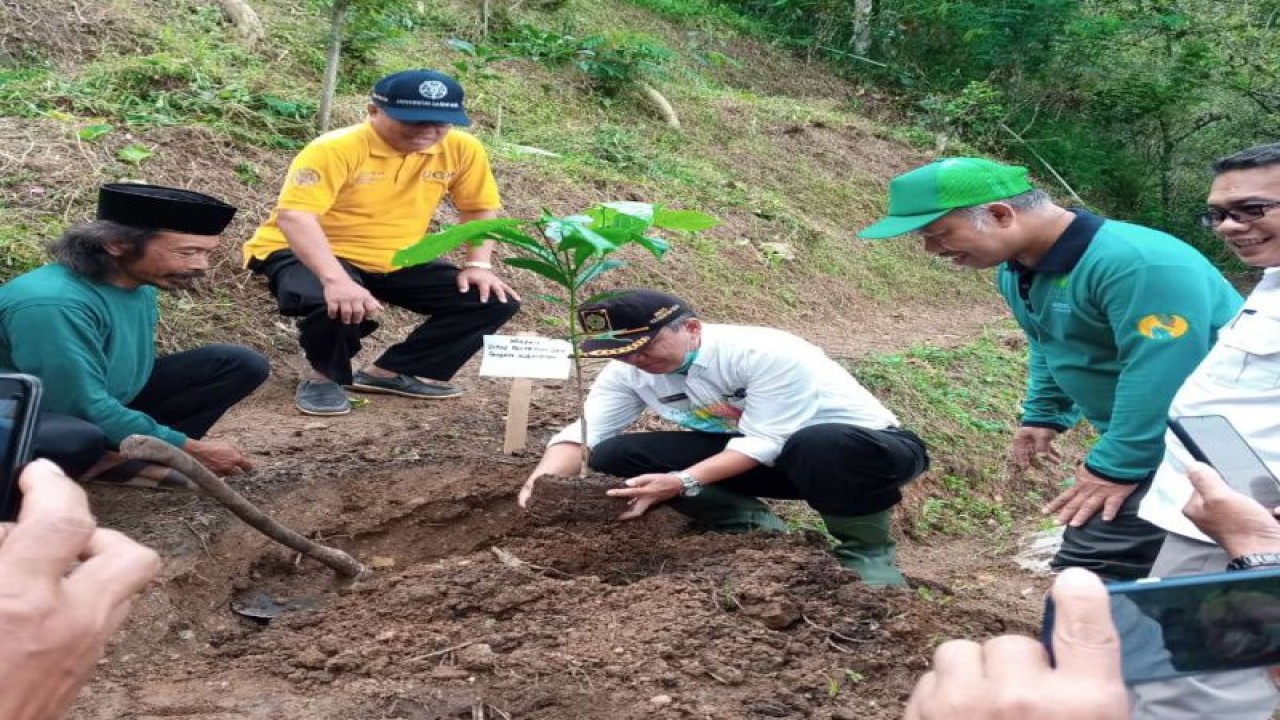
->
[503,377,533,454]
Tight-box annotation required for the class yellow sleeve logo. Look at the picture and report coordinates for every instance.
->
[1137,314,1189,340]
[290,168,322,187]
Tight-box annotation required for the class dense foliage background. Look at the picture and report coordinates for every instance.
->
[713,0,1279,265]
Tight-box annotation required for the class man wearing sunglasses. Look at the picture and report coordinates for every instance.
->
[244,69,520,416]
[858,158,1242,586]
[1132,142,1280,719]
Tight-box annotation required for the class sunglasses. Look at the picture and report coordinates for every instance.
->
[1198,200,1280,228]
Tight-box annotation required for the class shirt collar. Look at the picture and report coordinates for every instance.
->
[1006,209,1104,275]
[687,324,717,372]
[363,121,445,158]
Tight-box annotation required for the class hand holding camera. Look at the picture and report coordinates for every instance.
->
[0,459,161,720]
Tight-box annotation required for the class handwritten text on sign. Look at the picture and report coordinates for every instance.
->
[480,335,573,379]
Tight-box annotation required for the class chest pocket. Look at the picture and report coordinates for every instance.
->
[1206,312,1280,391]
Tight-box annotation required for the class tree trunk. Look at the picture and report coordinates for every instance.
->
[318,0,350,132]
[638,82,680,130]
[853,0,873,56]
[217,0,264,47]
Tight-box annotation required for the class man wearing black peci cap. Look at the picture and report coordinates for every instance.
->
[0,183,269,487]
[244,69,520,416]
[518,289,930,586]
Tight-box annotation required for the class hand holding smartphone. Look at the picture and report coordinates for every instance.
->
[0,373,43,522]
[1168,414,1280,509]
[1043,568,1280,685]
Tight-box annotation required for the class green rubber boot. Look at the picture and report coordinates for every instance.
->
[822,511,907,587]
[669,486,788,533]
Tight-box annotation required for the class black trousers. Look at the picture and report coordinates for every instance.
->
[32,344,269,476]
[251,250,520,386]
[1050,479,1167,581]
[589,423,930,516]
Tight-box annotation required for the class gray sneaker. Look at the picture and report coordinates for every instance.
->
[349,370,463,399]
[296,379,351,416]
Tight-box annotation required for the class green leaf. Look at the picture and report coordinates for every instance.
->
[561,225,620,265]
[587,206,653,236]
[574,258,626,289]
[503,257,571,285]
[533,293,569,306]
[77,123,113,142]
[653,208,718,232]
[542,214,595,243]
[116,144,153,165]
[633,235,670,258]
[392,218,525,267]
[487,226,560,264]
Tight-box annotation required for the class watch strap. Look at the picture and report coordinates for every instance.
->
[1226,552,1280,571]
[673,470,700,496]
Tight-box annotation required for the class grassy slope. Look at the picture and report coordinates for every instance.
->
[0,0,1070,538]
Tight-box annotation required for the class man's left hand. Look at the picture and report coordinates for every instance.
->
[457,267,519,303]
[606,473,683,520]
[1043,464,1138,527]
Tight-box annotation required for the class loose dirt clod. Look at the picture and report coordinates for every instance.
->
[524,473,630,522]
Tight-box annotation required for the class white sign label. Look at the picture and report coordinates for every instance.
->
[480,335,572,379]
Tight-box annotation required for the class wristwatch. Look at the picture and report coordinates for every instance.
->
[673,470,701,497]
[1226,553,1280,571]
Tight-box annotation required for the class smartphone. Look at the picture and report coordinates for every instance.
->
[1168,414,1280,509]
[0,374,43,522]
[1042,567,1280,685]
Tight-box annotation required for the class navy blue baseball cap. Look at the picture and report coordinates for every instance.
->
[370,70,471,126]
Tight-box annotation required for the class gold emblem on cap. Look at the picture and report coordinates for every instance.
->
[650,304,679,323]
[291,168,321,187]
[581,309,612,333]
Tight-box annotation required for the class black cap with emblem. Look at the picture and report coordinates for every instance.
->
[371,69,471,126]
[97,183,237,236]
[578,289,693,358]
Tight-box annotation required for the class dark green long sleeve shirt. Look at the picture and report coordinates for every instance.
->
[0,263,187,447]
[997,211,1241,482]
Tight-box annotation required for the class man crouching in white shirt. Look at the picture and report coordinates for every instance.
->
[1131,143,1280,719]
[517,289,930,586]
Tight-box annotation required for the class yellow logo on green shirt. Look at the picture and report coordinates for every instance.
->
[1137,314,1189,340]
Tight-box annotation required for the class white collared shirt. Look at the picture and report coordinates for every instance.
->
[1139,268,1280,540]
[547,324,899,465]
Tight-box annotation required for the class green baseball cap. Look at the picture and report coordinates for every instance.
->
[858,157,1033,239]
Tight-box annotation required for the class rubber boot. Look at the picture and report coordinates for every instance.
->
[822,511,907,587]
[669,486,788,533]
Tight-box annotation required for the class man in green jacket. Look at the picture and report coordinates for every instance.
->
[0,184,269,487]
[858,158,1242,580]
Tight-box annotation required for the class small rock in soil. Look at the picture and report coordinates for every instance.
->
[456,643,496,670]
[745,600,802,630]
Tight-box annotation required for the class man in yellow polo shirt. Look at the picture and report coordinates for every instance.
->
[245,69,520,416]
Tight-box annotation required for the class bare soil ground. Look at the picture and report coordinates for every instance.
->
[69,313,1048,720]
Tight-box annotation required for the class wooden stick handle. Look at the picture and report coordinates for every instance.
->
[120,435,366,579]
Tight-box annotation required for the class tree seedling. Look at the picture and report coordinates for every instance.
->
[392,201,716,476]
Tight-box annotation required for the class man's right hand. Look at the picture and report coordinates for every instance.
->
[184,438,253,476]
[1183,462,1280,558]
[323,277,382,325]
[903,568,1128,720]
[0,459,162,720]
[1010,426,1063,471]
